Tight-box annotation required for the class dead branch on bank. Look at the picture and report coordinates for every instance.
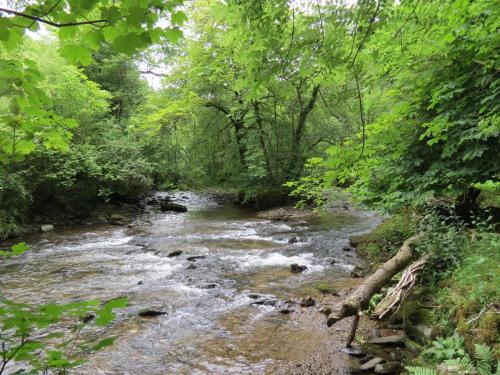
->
[326,233,424,347]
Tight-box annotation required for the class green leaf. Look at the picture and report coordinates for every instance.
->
[164,28,183,44]
[83,31,103,50]
[95,310,115,326]
[104,297,128,309]
[15,140,36,156]
[112,33,144,55]
[0,18,12,41]
[93,337,116,350]
[59,44,93,66]
[11,242,29,255]
[103,27,120,43]
[171,11,188,26]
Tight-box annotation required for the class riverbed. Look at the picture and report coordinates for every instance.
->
[0,192,382,374]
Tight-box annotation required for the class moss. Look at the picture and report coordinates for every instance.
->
[314,282,339,295]
[477,312,500,346]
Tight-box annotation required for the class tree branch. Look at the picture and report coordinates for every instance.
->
[205,102,230,116]
[0,7,108,28]
[350,0,382,67]
[138,70,166,78]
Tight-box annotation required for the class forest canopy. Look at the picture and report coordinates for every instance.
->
[1,0,498,229]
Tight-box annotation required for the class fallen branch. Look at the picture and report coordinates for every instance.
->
[327,233,424,327]
[373,254,429,320]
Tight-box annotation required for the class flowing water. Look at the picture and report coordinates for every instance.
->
[0,192,381,374]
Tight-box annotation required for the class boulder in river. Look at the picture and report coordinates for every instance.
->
[290,264,307,273]
[167,250,183,257]
[288,236,298,244]
[41,224,54,232]
[160,201,187,212]
[187,255,206,261]
[109,213,129,225]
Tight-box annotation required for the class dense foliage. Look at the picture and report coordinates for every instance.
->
[0,0,499,372]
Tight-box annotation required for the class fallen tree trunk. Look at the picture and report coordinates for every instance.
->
[326,233,424,328]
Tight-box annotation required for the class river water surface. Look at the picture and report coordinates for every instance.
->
[0,192,381,374]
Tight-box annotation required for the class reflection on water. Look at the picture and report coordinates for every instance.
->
[0,192,381,374]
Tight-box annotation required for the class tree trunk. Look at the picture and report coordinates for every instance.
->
[289,84,320,177]
[326,233,424,327]
[253,101,273,177]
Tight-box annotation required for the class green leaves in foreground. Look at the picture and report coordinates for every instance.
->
[0,242,29,258]
[1,0,187,64]
[0,294,128,373]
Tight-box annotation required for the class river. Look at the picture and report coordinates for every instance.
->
[0,192,381,374]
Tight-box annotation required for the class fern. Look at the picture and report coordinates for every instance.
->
[474,343,494,375]
[406,366,436,375]
[444,357,475,373]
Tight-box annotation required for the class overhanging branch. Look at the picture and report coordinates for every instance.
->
[0,7,108,28]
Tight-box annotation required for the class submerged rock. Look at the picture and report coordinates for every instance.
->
[351,265,366,278]
[319,305,332,315]
[41,224,54,232]
[200,283,218,289]
[187,255,206,261]
[160,201,187,212]
[257,207,317,222]
[138,310,167,318]
[314,282,340,296]
[300,296,316,307]
[249,294,278,306]
[290,264,307,273]
[167,250,183,257]
[109,213,129,225]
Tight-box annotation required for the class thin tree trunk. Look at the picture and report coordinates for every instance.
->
[253,101,272,177]
[289,84,320,176]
